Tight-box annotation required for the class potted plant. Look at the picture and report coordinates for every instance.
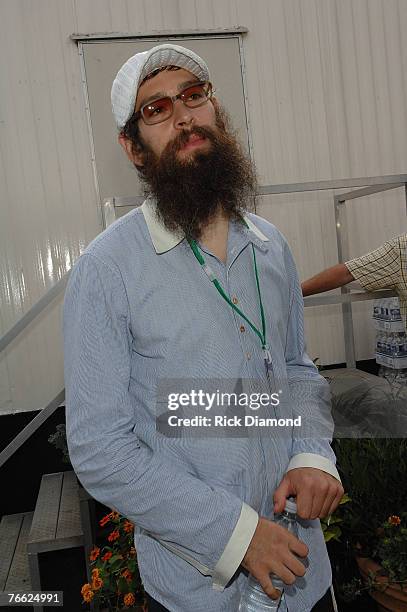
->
[356,512,407,611]
[81,511,146,611]
[333,438,407,611]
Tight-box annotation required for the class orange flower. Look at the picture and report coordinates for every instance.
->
[89,546,100,561]
[123,592,136,607]
[99,513,111,527]
[123,520,134,533]
[81,583,94,603]
[388,515,401,526]
[92,575,103,591]
[108,529,120,542]
[102,551,113,562]
[91,568,100,579]
[110,511,120,521]
[121,568,133,582]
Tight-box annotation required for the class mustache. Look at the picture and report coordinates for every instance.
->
[165,125,216,153]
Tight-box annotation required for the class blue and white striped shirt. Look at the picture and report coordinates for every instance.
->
[64,198,338,611]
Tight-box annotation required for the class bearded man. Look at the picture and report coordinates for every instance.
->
[64,44,343,612]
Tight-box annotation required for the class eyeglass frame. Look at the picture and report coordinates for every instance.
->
[133,81,215,126]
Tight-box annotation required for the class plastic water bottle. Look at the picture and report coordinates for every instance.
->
[239,498,300,611]
[382,298,390,321]
[373,300,381,321]
[389,299,402,322]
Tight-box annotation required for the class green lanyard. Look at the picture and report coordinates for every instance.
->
[188,236,272,364]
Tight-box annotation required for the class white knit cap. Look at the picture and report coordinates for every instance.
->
[111,43,210,128]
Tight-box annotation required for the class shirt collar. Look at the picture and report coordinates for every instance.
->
[141,197,269,254]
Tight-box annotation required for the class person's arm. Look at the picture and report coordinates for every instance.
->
[237,237,343,597]
[301,263,354,296]
[63,252,257,591]
[278,240,343,512]
[345,237,401,291]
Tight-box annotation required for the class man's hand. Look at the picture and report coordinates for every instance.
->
[241,517,308,600]
[274,467,344,519]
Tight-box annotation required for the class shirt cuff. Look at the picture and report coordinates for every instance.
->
[212,502,259,591]
[287,453,341,482]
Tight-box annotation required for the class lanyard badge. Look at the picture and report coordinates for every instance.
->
[188,235,272,365]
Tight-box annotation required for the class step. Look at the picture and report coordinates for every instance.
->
[0,511,33,593]
[27,471,85,600]
[27,471,84,555]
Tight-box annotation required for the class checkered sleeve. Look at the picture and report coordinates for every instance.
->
[345,237,402,291]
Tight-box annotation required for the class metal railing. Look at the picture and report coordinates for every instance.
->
[332,181,407,367]
[0,389,65,470]
[1,174,406,468]
[0,274,70,354]
[0,275,70,469]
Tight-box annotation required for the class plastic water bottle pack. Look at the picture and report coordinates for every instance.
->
[374,297,407,383]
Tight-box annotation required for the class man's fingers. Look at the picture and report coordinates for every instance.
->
[294,472,344,519]
[288,534,308,560]
[257,573,282,600]
[296,491,313,519]
[327,486,345,517]
[320,487,338,518]
[273,477,292,513]
[320,481,344,518]
[282,552,307,579]
[241,517,309,594]
[310,477,333,518]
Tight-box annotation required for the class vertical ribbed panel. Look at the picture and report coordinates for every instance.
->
[1,0,407,413]
[0,0,101,413]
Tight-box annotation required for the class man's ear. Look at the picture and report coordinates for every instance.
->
[118,134,144,167]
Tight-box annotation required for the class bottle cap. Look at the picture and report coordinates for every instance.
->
[284,497,297,514]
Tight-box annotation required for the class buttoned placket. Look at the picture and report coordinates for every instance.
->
[225,227,275,500]
[196,223,269,377]
[196,227,272,496]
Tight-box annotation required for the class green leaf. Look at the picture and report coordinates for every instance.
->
[327,516,343,525]
[324,526,341,542]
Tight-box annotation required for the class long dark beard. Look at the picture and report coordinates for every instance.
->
[138,109,257,239]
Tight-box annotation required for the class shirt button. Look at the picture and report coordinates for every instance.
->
[232,296,239,304]
[240,325,245,333]
[246,352,251,360]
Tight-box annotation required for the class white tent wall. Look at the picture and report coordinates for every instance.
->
[1,0,407,414]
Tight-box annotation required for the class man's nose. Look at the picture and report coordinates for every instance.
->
[173,100,195,129]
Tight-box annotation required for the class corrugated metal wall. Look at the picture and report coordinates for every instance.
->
[1,0,407,413]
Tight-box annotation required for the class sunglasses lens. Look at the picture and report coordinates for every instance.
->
[182,83,210,107]
[142,97,173,124]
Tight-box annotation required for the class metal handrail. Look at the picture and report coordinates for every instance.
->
[0,388,65,469]
[0,275,69,469]
[333,181,407,367]
[303,287,396,307]
[257,173,407,195]
[0,273,70,356]
[110,175,407,209]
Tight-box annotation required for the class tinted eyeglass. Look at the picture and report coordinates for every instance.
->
[134,81,213,126]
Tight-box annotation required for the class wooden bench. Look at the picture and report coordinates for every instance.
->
[26,471,89,611]
[0,471,95,611]
[0,511,33,596]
